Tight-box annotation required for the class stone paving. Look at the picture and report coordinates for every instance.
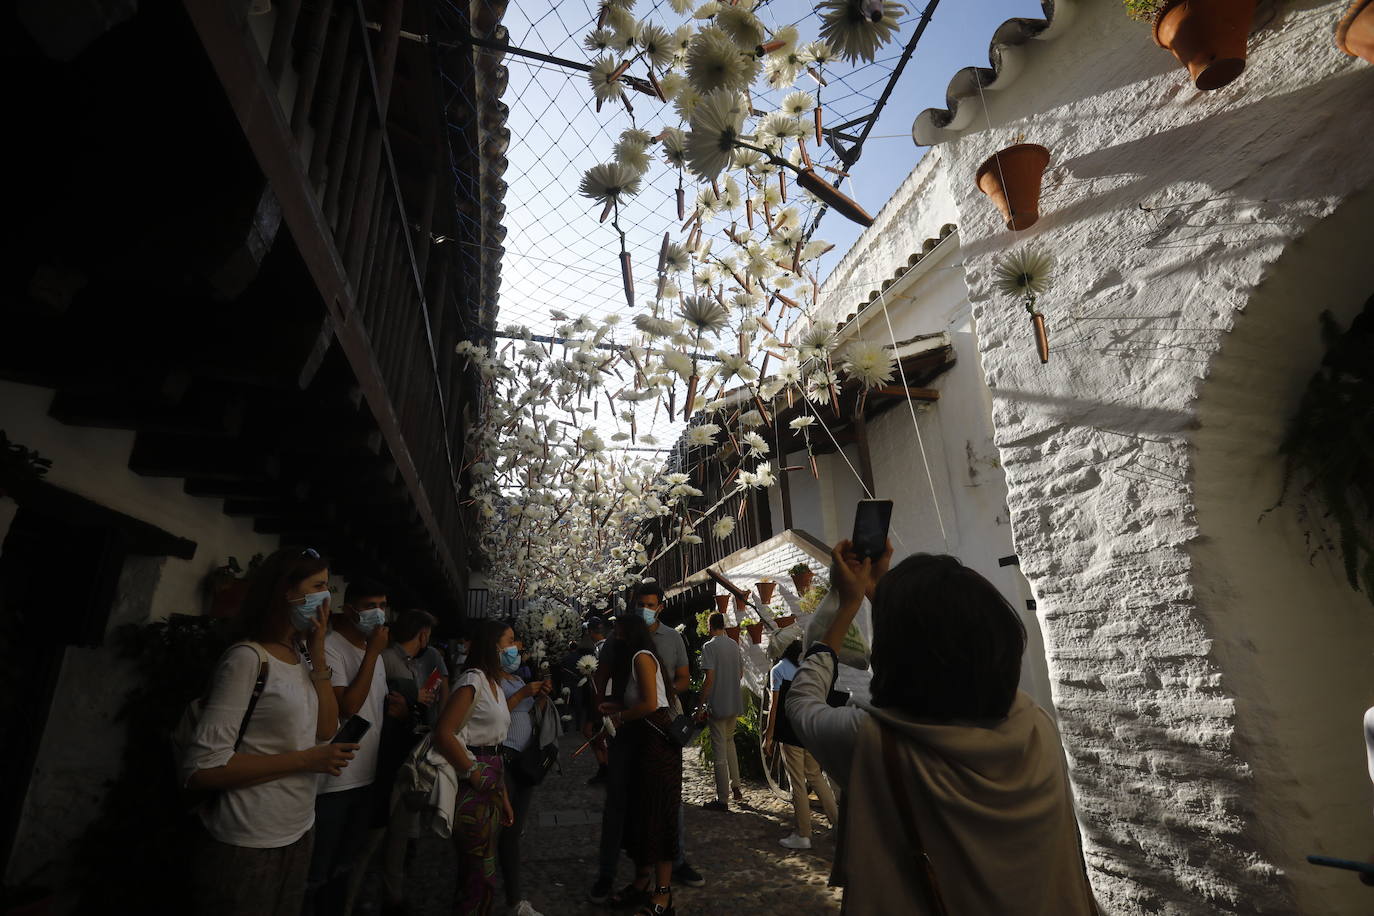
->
[402,732,843,916]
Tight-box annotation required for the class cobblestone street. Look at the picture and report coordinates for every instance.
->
[405,733,843,916]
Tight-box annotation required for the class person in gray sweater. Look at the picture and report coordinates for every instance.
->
[786,540,1097,915]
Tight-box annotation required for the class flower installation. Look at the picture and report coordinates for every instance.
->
[458,2,917,605]
[991,247,1056,364]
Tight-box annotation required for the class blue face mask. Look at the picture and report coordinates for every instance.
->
[289,590,330,631]
[355,608,387,634]
[639,606,659,626]
[500,646,522,673]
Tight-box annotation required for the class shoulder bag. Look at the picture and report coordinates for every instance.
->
[173,641,271,813]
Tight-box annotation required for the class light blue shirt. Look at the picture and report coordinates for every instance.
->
[500,676,534,751]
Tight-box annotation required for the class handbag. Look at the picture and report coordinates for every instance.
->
[508,705,560,785]
[172,641,270,813]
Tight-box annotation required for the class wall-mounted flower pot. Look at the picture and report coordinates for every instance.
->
[714,594,732,615]
[975,144,1051,230]
[745,622,764,644]
[725,625,741,642]
[790,570,815,594]
[210,579,249,618]
[1336,0,1374,63]
[756,581,777,605]
[774,614,797,629]
[1154,0,1257,91]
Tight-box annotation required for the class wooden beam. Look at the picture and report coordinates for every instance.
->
[129,432,280,481]
[872,384,940,401]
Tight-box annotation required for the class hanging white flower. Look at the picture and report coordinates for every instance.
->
[683,533,704,545]
[658,70,686,102]
[781,90,816,117]
[742,431,770,457]
[801,40,835,66]
[584,29,615,53]
[992,247,1056,301]
[669,0,693,12]
[639,22,676,68]
[842,340,897,388]
[603,4,637,37]
[806,370,839,405]
[659,349,695,378]
[680,295,730,334]
[579,161,642,205]
[715,4,764,49]
[634,314,680,338]
[798,325,836,362]
[686,27,759,93]
[542,612,559,631]
[817,0,906,64]
[662,240,691,273]
[660,128,689,168]
[613,138,651,174]
[685,90,746,180]
[714,352,759,382]
[788,415,816,430]
[687,423,721,446]
[673,85,704,122]
[587,56,627,105]
[739,409,764,427]
[577,654,598,677]
[579,428,606,453]
[712,516,737,539]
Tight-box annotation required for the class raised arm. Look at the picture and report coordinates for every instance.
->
[335,624,389,720]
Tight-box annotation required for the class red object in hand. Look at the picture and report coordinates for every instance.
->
[423,669,443,694]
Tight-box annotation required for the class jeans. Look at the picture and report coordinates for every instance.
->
[303,784,373,915]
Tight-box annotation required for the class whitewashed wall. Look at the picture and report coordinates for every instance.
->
[924,1,1374,911]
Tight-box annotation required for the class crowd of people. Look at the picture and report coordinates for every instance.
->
[179,538,1100,915]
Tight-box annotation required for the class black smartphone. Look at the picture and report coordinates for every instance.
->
[851,499,894,560]
[331,715,372,745]
[1306,854,1374,874]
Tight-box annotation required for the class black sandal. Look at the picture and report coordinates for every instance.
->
[634,886,674,916]
[608,880,650,908]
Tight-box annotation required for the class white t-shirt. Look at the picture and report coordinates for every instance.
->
[609,649,669,710]
[455,668,511,747]
[182,644,319,848]
[321,631,388,794]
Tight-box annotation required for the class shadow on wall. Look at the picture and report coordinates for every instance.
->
[1190,183,1374,913]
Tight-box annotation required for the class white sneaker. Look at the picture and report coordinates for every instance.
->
[511,902,544,916]
[779,833,812,850]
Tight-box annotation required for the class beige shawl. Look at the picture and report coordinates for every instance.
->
[836,692,1097,915]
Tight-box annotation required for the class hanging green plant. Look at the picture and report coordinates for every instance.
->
[1274,296,1374,604]
[1123,0,1168,21]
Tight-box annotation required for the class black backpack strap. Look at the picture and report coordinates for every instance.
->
[231,643,271,752]
[880,723,948,916]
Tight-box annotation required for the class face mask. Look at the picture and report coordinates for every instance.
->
[290,590,330,631]
[639,606,659,626]
[355,608,387,634]
[454,648,468,666]
[500,646,521,674]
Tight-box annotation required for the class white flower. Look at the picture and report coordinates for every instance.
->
[712,516,737,539]
[992,247,1056,301]
[639,22,675,68]
[680,295,730,333]
[583,29,615,53]
[798,325,836,362]
[660,128,689,168]
[714,352,758,382]
[687,423,721,446]
[659,349,695,378]
[781,90,815,116]
[587,55,627,104]
[662,240,692,273]
[658,70,686,101]
[715,4,764,49]
[742,431,770,457]
[542,612,559,631]
[579,162,642,205]
[817,0,905,64]
[739,409,764,427]
[613,138,651,174]
[686,89,746,180]
[682,533,704,545]
[579,428,606,453]
[686,27,759,94]
[801,40,835,66]
[634,314,680,338]
[788,415,815,430]
[841,340,896,388]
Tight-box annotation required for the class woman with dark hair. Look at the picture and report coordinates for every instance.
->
[181,546,358,916]
[434,618,517,915]
[599,613,682,916]
[786,541,1097,915]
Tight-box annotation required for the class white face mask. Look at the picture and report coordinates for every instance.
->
[355,608,387,634]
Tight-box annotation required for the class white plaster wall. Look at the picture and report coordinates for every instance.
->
[1,379,282,621]
[928,1,1374,911]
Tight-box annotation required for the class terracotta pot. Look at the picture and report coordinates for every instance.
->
[733,595,749,614]
[1032,312,1050,364]
[756,581,777,605]
[1336,0,1374,63]
[210,579,249,618]
[725,625,741,642]
[975,144,1051,230]
[745,622,764,644]
[774,614,796,629]
[790,570,815,594]
[1153,0,1256,91]
[794,167,873,227]
[714,594,731,614]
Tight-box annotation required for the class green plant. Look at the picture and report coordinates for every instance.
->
[695,608,713,636]
[739,616,759,628]
[693,690,765,783]
[1123,0,1168,22]
[1274,298,1374,604]
[798,580,830,615]
[72,614,235,910]
[787,562,811,577]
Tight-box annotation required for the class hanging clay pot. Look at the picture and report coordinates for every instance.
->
[714,594,731,614]
[795,167,873,227]
[1153,0,1257,91]
[790,569,815,595]
[756,580,777,605]
[746,622,764,644]
[725,625,741,642]
[774,614,796,629]
[1337,0,1374,63]
[1032,313,1050,364]
[975,144,1051,231]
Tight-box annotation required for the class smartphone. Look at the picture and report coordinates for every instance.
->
[851,499,894,560]
[331,715,372,745]
[1306,855,1374,874]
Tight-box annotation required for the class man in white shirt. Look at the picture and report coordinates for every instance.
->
[697,612,745,811]
[304,578,406,915]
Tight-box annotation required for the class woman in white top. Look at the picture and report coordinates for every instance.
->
[435,618,517,915]
[181,547,359,916]
[600,613,681,916]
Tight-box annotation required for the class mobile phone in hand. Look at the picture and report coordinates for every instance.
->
[422,669,444,694]
[851,499,894,560]
[331,715,372,745]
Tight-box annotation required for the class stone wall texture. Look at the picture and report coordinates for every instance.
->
[931,1,1374,912]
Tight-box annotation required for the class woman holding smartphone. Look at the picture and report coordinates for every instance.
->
[434,619,517,915]
[181,547,359,916]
